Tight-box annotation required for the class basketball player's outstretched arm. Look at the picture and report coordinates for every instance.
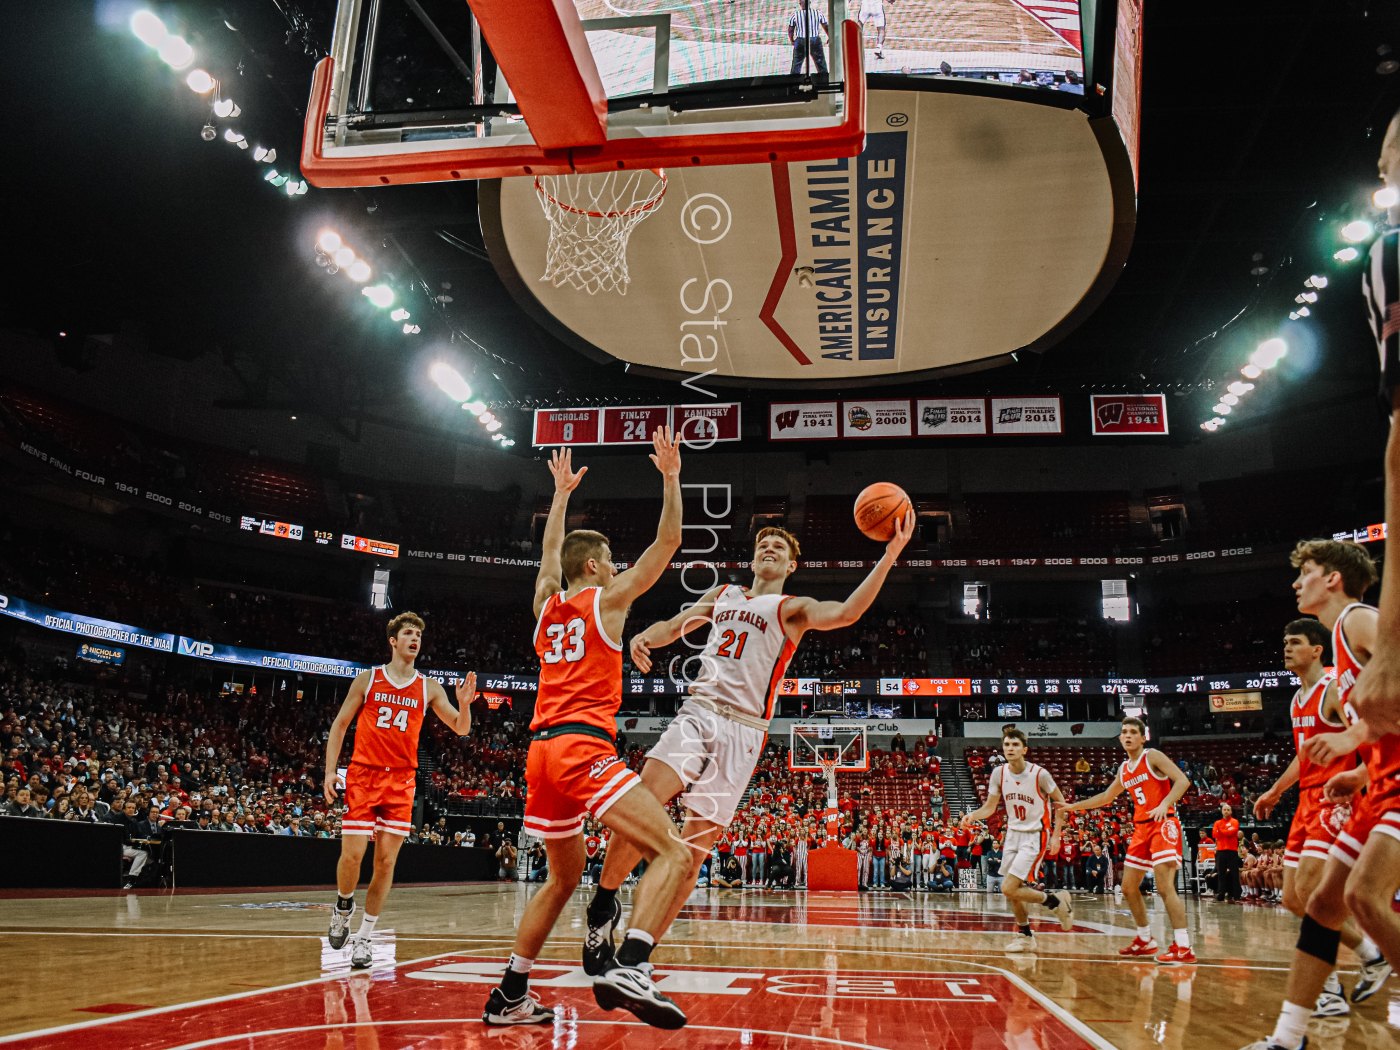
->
[1042,771,1069,851]
[784,510,916,635]
[428,671,476,736]
[533,448,588,619]
[1143,751,1190,822]
[324,670,370,804]
[602,427,682,611]
[1351,387,1400,735]
[629,584,724,673]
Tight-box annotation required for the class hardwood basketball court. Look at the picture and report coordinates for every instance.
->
[1,883,1392,1048]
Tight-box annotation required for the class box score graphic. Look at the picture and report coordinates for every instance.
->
[533,404,742,446]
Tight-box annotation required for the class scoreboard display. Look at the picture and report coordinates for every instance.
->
[533,404,741,446]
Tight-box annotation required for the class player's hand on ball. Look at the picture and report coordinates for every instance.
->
[549,447,588,493]
[649,426,681,478]
[886,509,916,558]
[455,670,477,708]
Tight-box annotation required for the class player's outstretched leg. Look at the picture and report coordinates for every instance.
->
[329,834,367,949]
[1118,866,1159,956]
[1154,861,1196,965]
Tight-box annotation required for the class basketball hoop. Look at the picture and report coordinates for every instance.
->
[534,169,668,295]
[818,755,842,841]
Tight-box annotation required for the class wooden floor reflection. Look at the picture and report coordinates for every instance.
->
[0,884,1394,1048]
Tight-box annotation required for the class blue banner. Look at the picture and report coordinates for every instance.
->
[76,642,127,666]
[0,591,176,652]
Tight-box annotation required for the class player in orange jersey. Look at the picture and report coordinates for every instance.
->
[322,611,476,969]
[1243,540,1394,1050]
[1057,717,1195,964]
[484,430,694,1030]
[1254,617,1384,1015]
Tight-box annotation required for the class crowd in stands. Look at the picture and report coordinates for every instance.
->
[947,615,1117,678]
[1140,594,1297,676]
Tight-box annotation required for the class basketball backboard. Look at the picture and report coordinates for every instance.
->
[790,722,868,771]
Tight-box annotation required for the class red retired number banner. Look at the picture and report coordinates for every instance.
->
[1091,394,1168,436]
[533,409,601,446]
[534,405,742,447]
[601,406,670,444]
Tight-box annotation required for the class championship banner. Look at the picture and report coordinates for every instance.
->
[916,399,987,436]
[990,396,1063,435]
[769,402,839,440]
[674,403,742,444]
[601,406,670,444]
[1091,394,1168,436]
[840,399,913,438]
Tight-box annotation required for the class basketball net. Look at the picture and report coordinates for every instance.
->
[818,756,841,842]
[534,169,668,295]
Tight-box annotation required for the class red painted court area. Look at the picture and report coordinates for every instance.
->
[9,954,1107,1049]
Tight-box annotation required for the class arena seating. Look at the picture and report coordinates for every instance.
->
[961,491,1133,553]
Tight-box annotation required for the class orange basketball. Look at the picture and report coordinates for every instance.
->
[853,482,911,542]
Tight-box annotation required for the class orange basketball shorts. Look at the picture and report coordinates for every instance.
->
[1284,788,1351,868]
[523,732,640,840]
[343,763,416,838]
[1124,816,1182,873]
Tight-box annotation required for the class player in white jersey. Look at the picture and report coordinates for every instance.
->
[859,0,894,58]
[582,516,915,973]
[961,728,1073,952]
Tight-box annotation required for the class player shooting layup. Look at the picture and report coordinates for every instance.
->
[581,514,915,972]
[483,430,695,1031]
[960,727,1074,952]
[323,613,475,968]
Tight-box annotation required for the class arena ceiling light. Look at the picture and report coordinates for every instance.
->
[1297,305,1310,317]
[1307,275,1328,289]
[158,34,195,70]
[317,230,342,253]
[346,260,371,282]
[429,362,472,403]
[362,285,395,309]
[1249,338,1287,370]
[464,401,485,416]
[130,10,168,48]
[186,69,214,93]
[213,97,241,119]
[390,308,409,322]
[402,323,420,334]
[1341,219,1375,243]
[1227,382,1254,396]
[253,146,277,163]
[1334,247,1361,262]
[486,419,503,433]
[1213,402,1232,415]
[1375,186,1400,209]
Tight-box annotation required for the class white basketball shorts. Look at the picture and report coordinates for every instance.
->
[859,1,885,27]
[647,701,766,828]
[1000,828,1049,882]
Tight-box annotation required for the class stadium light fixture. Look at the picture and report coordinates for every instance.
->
[213,97,241,119]
[486,420,503,432]
[1288,311,1300,321]
[1307,275,1328,289]
[1334,247,1361,262]
[1241,364,1263,379]
[1375,186,1400,209]
[186,69,214,93]
[429,362,472,402]
[317,230,342,253]
[362,285,395,308]
[1249,338,1287,370]
[464,401,485,416]
[1341,219,1375,243]
[1301,291,1318,303]
[1297,306,1310,317]
[253,146,277,163]
[158,34,194,70]
[1227,382,1254,396]
[331,246,355,267]
[402,323,420,334]
[390,308,409,322]
[1221,393,1239,406]
[130,11,168,48]
[224,129,246,146]
[1213,403,1232,415]
[346,260,371,282]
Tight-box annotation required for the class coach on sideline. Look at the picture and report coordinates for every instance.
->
[1211,803,1242,903]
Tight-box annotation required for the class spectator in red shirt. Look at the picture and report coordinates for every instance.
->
[1211,803,1242,903]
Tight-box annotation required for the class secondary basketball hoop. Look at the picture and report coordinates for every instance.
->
[534,169,668,295]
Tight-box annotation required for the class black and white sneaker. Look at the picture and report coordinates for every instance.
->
[482,987,556,1026]
[1313,972,1349,1017]
[1050,894,1074,932]
[1352,954,1392,1003]
[593,962,687,1030]
[328,903,355,950]
[582,895,623,976]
